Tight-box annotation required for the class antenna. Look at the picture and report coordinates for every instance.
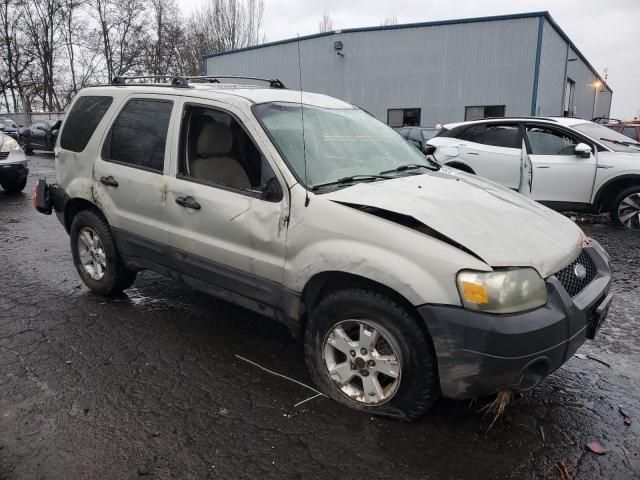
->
[297,34,310,207]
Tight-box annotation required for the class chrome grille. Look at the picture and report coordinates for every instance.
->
[554,250,597,297]
[0,152,8,159]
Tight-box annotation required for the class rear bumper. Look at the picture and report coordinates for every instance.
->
[418,242,612,399]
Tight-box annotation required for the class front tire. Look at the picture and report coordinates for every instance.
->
[1,177,27,193]
[70,210,136,295]
[610,186,640,230]
[304,289,439,421]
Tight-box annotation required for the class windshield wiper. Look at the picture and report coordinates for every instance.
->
[379,163,438,175]
[600,137,640,149]
[311,174,392,190]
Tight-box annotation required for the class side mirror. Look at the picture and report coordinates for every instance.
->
[422,144,436,155]
[261,177,282,202]
[575,143,592,158]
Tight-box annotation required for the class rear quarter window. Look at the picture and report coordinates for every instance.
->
[60,96,113,152]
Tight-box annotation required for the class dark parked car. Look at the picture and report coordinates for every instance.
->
[18,119,61,153]
[398,126,438,153]
[0,117,20,140]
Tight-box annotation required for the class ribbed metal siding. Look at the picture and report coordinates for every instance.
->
[205,17,539,124]
[566,47,606,119]
[536,19,568,116]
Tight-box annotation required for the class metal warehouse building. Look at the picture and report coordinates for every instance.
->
[204,11,612,127]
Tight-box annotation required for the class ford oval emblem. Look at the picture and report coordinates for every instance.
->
[574,264,587,279]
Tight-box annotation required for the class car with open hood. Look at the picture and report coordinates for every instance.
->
[427,117,640,229]
[34,76,613,421]
[18,119,61,153]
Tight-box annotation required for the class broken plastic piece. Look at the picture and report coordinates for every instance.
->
[585,441,606,455]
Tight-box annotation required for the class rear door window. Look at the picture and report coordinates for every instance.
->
[101,99,173,172]
[60,96,113,152]
[458,124,520,148]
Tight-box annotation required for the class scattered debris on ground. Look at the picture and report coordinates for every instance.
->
[555,459,573,480]
[585,441,607,455]
[479,390,513,429]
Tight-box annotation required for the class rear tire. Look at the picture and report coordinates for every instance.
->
[304,289,440,421]
[70,210,136,295]
[1,178,27,193]
[610,185,640,230]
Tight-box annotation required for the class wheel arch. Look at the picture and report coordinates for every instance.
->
[63,197,107,233]
[593,174,640,212]
[299,271,431,341]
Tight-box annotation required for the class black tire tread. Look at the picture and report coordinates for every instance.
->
[610,185,640,229]
[304,288,439,421]
[70,210,136,295]
[1,177,27,193]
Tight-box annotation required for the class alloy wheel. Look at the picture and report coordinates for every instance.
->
[617,193,640,229]
[77,227,107,280]
[322,320,401,405]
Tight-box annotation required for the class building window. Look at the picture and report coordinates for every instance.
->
[387,108,421,128]
[464,105,505,121]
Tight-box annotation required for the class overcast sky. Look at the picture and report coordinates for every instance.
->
[179,0,639,119]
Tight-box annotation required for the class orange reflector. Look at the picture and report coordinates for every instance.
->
[461,281,489,304]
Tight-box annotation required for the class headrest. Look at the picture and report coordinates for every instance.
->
[196,122,233,156]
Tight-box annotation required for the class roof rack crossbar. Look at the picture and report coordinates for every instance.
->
[110,74,286,89]
[111,75,190,87]
[188,75,286,89]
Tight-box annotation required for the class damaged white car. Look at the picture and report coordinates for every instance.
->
[35,76,613,421]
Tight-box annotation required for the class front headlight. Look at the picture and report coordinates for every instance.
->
[1,137,21,152]
[456,268,547,314]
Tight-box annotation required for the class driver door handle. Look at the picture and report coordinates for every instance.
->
[175,196,201,210]
[99,176,119,187]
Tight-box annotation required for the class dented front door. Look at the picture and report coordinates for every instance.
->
[164,98,289,298]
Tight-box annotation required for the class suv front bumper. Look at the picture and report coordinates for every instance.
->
[0,158,28,185]
[418,241,612,400]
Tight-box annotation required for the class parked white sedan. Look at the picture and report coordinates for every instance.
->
[428,117,640,229]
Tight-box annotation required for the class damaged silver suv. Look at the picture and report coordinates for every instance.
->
[35,76,613,421]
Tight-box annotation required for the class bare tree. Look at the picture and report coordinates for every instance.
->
[145,0,185,77]
[183,0,264,75]
[89,0,148,81]
[20,0,66,111]
[381,15,399,26]
[0,0,34,112]
[319,10,333,33]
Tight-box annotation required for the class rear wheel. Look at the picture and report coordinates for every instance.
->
[70,210,136,295]
[304,289,439,421]
[1,177,27,193]
[610,186,640,230]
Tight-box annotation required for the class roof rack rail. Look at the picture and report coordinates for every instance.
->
[188,75,286,89]
[110,74,286,89]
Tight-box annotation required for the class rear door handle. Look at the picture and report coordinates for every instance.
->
[99,176,118,187]
[175,196,201,210]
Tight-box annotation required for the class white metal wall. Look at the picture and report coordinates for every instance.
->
[565,47,609,120]
[536,19,568,116]
[205,17,540,125]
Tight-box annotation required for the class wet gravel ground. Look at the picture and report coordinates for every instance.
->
[1,154,639,480]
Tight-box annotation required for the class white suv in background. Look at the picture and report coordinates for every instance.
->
[35,77,613,420]
[427,117,640,229]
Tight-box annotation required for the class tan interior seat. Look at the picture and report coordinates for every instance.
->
[190,122,251,189]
